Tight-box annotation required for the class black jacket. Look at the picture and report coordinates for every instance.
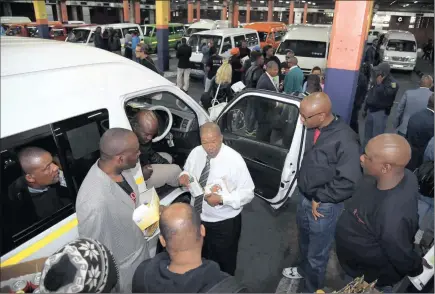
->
[94,33,105,49]
[132,251,228,293]
[244,64,263,88]
[406,108,434,170]
[363,46,376,65]
[255,73,278,125]
[140,57,162,75]
[298,117,362,203]
[335,171,423,287]
[365,75,399,115]
[108,35,121,52]
[177,44,192,69]
[139,141,169,165]
[354,72,369,109]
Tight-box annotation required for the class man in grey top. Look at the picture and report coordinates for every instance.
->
[395,75,433,136]
[76,128,149,292]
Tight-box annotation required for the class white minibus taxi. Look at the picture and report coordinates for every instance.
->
[376,30,417,72]
[188,28,260,77]
[182,20,241,43]
[1,36,305,267]
[276,24,331,75]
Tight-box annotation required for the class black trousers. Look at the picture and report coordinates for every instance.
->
[202,213,242,276]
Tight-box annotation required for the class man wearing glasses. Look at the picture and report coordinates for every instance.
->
[282,92,362,292]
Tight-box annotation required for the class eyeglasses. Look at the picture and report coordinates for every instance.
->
[300,112,323,121]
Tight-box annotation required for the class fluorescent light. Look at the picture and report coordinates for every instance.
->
[286,0,290,3]
[308,1,311,3]
[312,2,316,5]
[279,0,283,2]
[414,0,418,2]
[302,0,306,2]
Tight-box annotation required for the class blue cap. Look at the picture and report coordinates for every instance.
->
[252,45,261,52]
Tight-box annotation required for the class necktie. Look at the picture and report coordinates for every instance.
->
[194,156,211,214]
[313,129,321,144]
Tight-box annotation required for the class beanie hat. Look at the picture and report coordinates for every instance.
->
[230,47,240,55]
[39,238,119,293]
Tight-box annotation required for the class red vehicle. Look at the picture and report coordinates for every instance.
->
[6,21,67,41]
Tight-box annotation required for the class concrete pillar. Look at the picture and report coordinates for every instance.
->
[82,6,91,24]
[233,1,239,28]
[119,7,124,23]
[3,2,12,16]
[33,0,49,38]
[188,1,194,23]
[129,0,134,23]
[60,0,68,22]
[156,0,169,71]
[134,1,141,24]
[71,6,78,21]
[246,0,251,23]
[222,0,227,21]
[288,1,294,24]
[196,0,200,21]
[149,9,155,24]
[56,3,62,21]
[324,1,373,122]
[45,4,54,21]
[294,11,302,24]
[267,0,273,22]
[303,3,307,23]
[123,0,129,23]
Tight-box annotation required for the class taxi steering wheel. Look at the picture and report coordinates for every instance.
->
[149,105,173,143]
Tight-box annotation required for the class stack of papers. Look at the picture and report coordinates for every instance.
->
[132,187,161,237]
[408,246,434,291]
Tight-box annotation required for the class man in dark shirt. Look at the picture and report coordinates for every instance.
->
[363,62,399,147]
[363,39,377,67]
[263,45,281,78]
[335,134,429,291]
[239,40,251,60]
[136,43,162,75]
[406,93,434,170]
[176,38,192,93]
[8,147,71,233]
[282,92,361,292]
[350,63,370,134]
[205,47,223,92]
[131,110,182,189]
[132,203,246,293]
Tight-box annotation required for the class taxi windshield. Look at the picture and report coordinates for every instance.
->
[67,29,90,43]
[188,34,222,50]
[185,28,209,37]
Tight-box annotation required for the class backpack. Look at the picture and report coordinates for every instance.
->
[206,276,248,293]
[414,160,434,198]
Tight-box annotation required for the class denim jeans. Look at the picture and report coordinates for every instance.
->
[297,195,344,292]
[417,194,434,231]
[364,110,387,147]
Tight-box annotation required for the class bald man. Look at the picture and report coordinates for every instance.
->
[395,74,433,136]
[76,128,149,292]
[282,93,361,292]
[178,123,254,275]
[283,56,304,94]
[131,110,182,189]
[335,134,427,291]
[8,147,70,232]
[132,203,245,293]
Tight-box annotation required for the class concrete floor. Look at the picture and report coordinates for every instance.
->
[160,57,434,292]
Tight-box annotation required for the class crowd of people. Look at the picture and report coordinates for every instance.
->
[10,34,434,294]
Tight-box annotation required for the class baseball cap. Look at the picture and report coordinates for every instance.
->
[373,62,391,76]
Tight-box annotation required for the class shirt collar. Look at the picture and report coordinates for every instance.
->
[28,186,49,193]
[290,65,298,71]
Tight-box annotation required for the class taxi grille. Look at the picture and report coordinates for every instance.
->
[391,56,409,62]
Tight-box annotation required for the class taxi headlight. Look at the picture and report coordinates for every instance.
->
[383,56,390,61]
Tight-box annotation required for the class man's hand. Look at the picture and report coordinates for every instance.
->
[423,258,433,269]
[142,164,153,181]
[179,174,190,187]
[376,75,384,85]
[205,193,222,207]
[210,184,222,193]
[312,200,324,221]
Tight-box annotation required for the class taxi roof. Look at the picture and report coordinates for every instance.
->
[1,36,172,139]
[75,23,140,31]
[284,24,331,42]
[192,28,257,37]
[386,30,416,41]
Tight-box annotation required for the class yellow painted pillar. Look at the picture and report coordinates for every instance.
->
[303,2,308,24]
[288,1,294,24]
[33,0,49,38]
[156,0,169,71]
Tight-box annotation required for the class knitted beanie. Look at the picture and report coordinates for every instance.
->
[39,238,119,293]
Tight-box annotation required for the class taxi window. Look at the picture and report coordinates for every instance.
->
[174,26,185,34]
[234,35,246,48]
[52,29,65,37]
[246,33,259,46]
[126,26,140,36]
[144,26,154,37]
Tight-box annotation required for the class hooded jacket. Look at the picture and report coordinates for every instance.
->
[298,117,362,203]
[132,252,228,293]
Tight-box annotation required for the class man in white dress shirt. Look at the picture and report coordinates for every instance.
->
[179,122,255,276]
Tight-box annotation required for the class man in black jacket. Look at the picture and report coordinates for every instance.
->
[108,28,121,55]
[176,38,192,93]
[282,92,361,292]
[363,62,399,147]
[131,110,182,189]
[406,94,434,170]
[244,51,264,135]
[335,134,429,291]
[132,203,246,293]
[350,63,370,134]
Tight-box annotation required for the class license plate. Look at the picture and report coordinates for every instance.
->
[393,64,404,68]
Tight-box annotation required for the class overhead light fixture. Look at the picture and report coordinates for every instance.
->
[414,0,418,2]
[312,2,316,5]
[302,0,306,2]
[308,1,311,3]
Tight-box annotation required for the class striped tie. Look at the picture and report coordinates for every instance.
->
[194,156,211,214]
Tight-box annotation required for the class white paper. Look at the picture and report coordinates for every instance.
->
[408,246,434,291]
[187,174,204,197]
[204,178,231,200]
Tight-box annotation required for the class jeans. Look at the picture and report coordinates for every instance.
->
[418,194,434,231]
[297,195,344,292]
[364,110,387,147]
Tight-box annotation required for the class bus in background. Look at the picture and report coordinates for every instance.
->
[243,22,288,49]
[276,24,331,75]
